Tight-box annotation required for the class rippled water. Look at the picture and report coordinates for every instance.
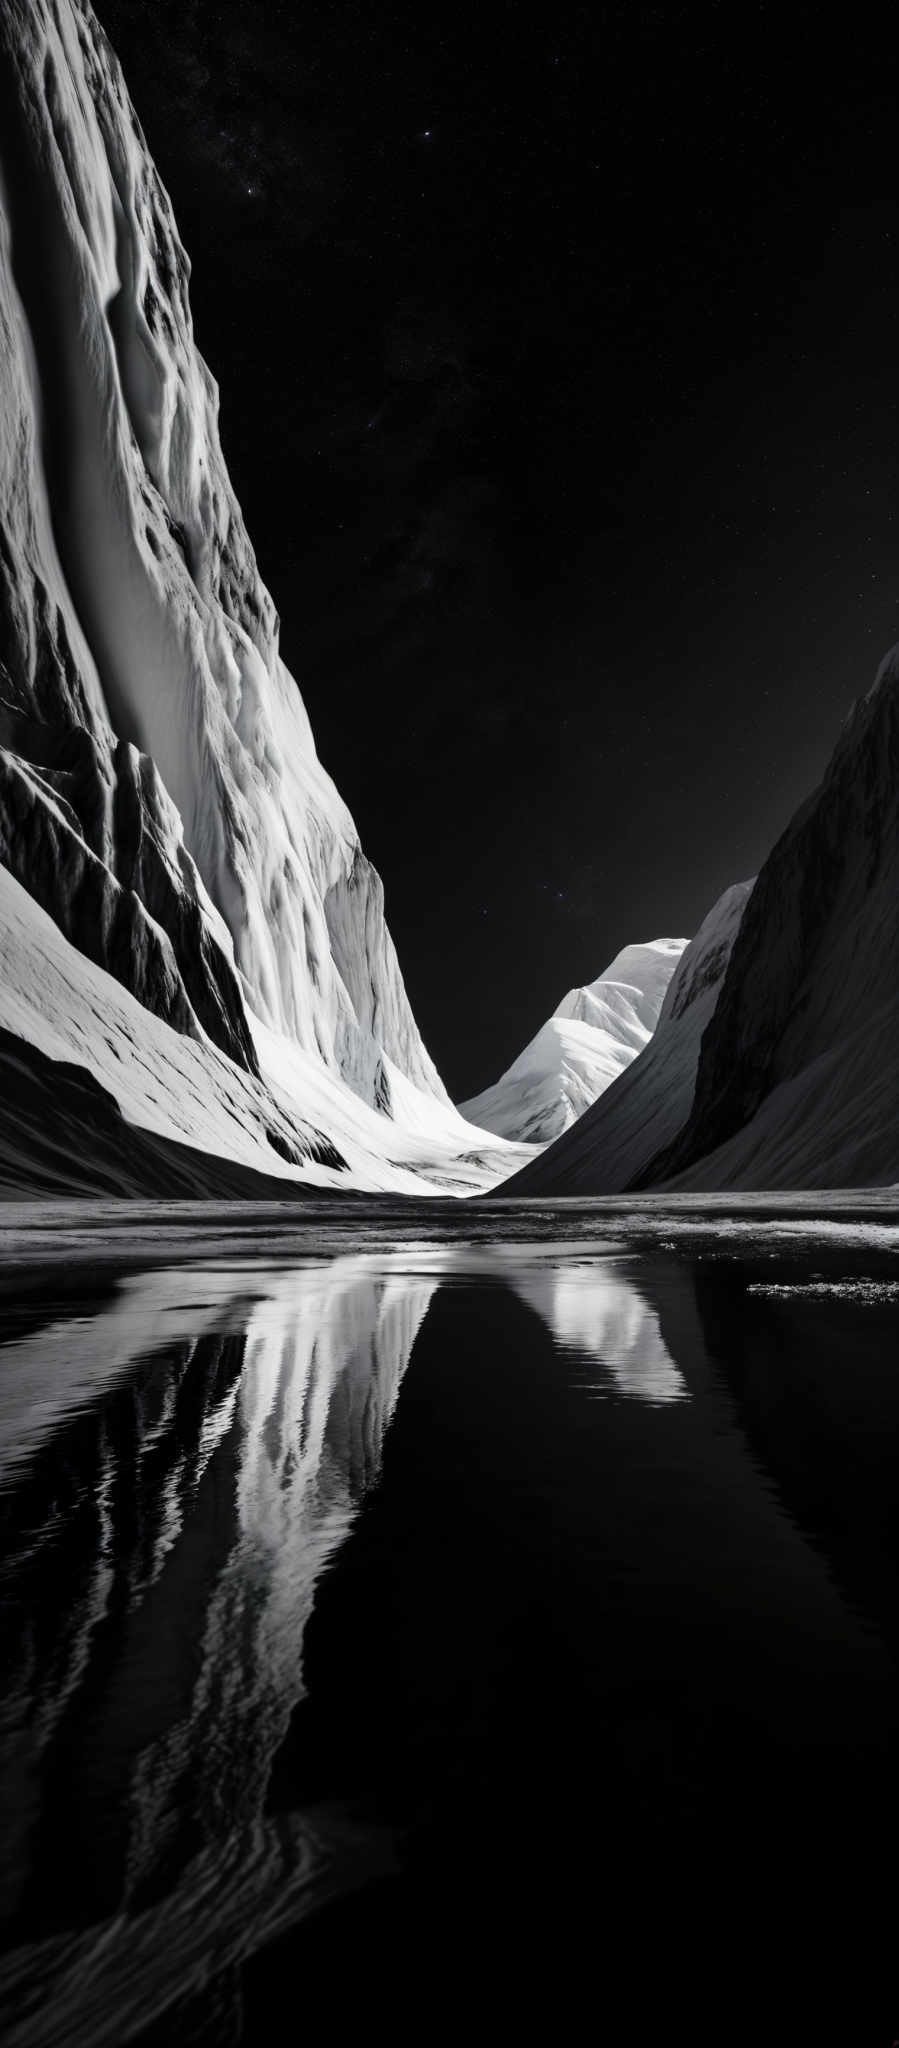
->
[1,1207,898,2045]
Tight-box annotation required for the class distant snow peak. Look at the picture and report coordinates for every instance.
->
[503,884,753,1195]
[459,936,688,1145]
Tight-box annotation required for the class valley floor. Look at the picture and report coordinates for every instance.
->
[1,1185,897,1278]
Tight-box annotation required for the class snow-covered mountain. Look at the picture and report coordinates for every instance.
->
[504,887,751,1192]
[4,6,894,1202]
[460,938,687,1144]
[0,0,530,1194]
[647,652,899,1190]
[509,643,899,1197]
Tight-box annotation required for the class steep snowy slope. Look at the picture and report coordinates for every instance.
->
[647,654,899,1190]
[0,851,531,1197]
[0,0,487,1186]
[460,938,686,1144]
[504,885,752,1193]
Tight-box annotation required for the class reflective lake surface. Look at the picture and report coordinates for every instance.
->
[1,1204,898,2045]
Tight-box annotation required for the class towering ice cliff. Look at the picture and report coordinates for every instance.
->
[0,0,526,1191]
[460,937,686,1145]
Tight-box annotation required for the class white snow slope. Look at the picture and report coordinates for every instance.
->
[0,864,532,1195]
[460,938,687,1145]
[504,886,752,1193]
[0,0,529,1193]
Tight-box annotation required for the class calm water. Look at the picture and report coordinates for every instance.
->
[1,1207,898,2045]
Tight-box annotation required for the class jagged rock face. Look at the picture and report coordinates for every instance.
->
[0,0,446,1109]
[653,656,899,1189]
[504,884,752,1193]
[460,937,687,1145]
[0,705,258,1065]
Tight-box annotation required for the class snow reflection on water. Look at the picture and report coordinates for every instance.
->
[0,1254,437,2045]
[0,1243,670,2042]
[512,1259,688,1405]
[2,1233,897,2045]
[0,1249,676,1928]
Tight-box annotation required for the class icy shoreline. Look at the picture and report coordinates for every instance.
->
[1,1186,897,1275]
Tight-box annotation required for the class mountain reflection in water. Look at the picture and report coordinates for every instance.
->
[1,1256,442,2044]
[1,1236,897,2047]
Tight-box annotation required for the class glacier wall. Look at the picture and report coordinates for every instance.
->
[0,0,447,1112]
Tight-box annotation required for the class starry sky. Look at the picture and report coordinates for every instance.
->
[101,0,899,1099]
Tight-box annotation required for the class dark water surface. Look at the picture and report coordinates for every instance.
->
[1,1205,898,2045]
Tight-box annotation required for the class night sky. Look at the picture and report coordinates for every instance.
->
[101,0,899,1099]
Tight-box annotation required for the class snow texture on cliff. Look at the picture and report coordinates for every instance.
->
[0,0,500,1189]
[504,885,752,1193]
[460,938,687,1144]
[0,863,533,1196]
